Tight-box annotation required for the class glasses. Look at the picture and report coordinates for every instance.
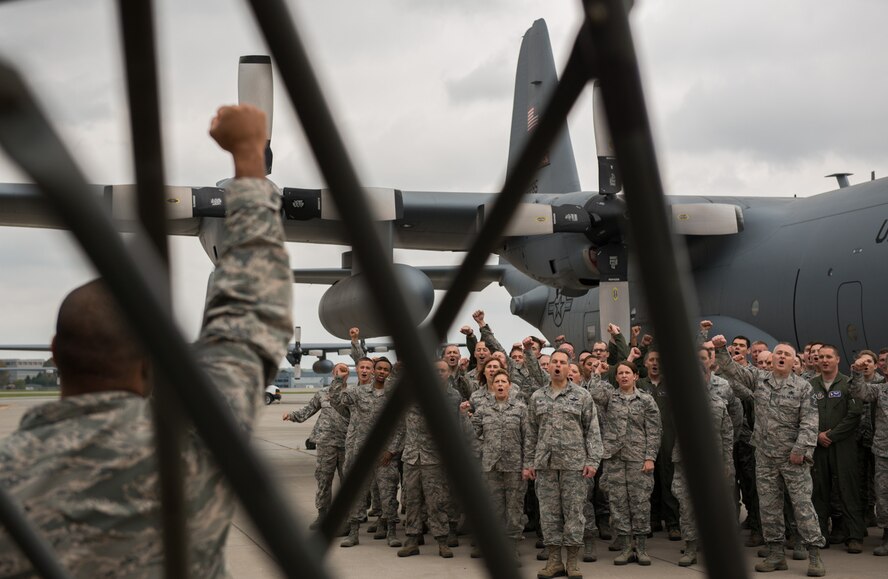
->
[592,348,607,353]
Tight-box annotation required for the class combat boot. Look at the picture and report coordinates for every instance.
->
[436,535,453,558]
[447,521,460,548]
[386,520,402,547]
[537,545,550,561]
[609,534,626,552]
[828,516,846,544]
[597,515,613,540]
[791,534,807,560]
[754,542,788,572]
[745,530,765,547]
[367,517,379,534]
[340,524,360,548]
[397,535,419,557]
[309,508,327,531]
[874,528,888,556]
[613,536,634,565]
[757,546,770,557]
[582,532,597,562]
[373,518,387,540]
[565,545,582,579]
[537,545,565,579]
[634,534,651,566]
[678,540,697,567]
[806,546,825,577]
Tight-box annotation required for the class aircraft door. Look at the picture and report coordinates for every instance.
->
[836,281,868,363]
[583,312,598,352]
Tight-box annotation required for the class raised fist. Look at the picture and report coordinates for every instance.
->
[631,325,641,337]
[607,323,621,336]
[700,320,713,332]
[641,334,653,347]
[472,310,486,326]
[711,334,727,349]
[459,325,474,336]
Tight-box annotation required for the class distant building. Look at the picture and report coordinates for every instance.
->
[0,359,54,380]
[273,367,335,389]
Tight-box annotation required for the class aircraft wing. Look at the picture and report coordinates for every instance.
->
[291,264,509,291]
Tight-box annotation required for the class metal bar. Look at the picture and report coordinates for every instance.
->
[318,18,591,555]
[242,2,524,575]
[0,62,329,579]
[0,484,71,579]
[431,28,591,336]
[114,1,187,576]
[581,1,748,577]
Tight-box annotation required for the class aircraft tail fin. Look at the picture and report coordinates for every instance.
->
[506,19,580,195]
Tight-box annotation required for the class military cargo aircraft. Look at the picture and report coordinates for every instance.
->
[0,13,885,368]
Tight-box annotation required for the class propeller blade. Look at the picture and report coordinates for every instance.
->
[671,203,743,235]
[238,55,273,175]
[479,203,590,236]
[593,81,621,195]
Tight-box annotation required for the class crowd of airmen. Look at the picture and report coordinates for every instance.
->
[284,312,888,579]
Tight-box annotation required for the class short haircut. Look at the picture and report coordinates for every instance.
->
[356,357,374,367]
[858,349,877,362]
[54,280,142,384]
[774,342,797,355]
[550,350,570,363]
[374,356,392,369]
[818,344,840,357]
[510,346,524,356]
[644,348,659,361]
[751,340,768,348]
[731,335,750,348]
[492,368,510,382]
[879,348,888,356]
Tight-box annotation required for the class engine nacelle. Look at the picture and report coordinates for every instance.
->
[318,264,435,339]
[500,234,599,292]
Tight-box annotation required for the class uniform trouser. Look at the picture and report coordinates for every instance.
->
[755,452,825,547]
[873,455,888,528]
[593,467,610,520]
[485,471,527,539]
[859,442,876,519]
[812,443,864,541]
[650,451,680,529]
[583,477,598,536]
[672,462,734,541]
[345,451,400,525]
[536,470,586,547]
[315,444,345,511]
[735,440,760,531]
[602,458,655,536]
[524,480,541,536]
[403,462,450,537]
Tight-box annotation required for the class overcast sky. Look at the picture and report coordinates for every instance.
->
[1,0,886,364]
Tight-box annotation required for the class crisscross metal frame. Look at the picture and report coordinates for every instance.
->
[0,0,748,577]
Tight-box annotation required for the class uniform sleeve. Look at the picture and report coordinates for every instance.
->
[466,333,478,372]
[584,398,603,470]
[195,178,293,432]
[586,379,611,410]
[290,392,322,423]
[523,396,539,470]
[849,372,880,402]
[715,348,757,401]
[644,396,662,462]
[470,407,485,439]
[719,404,734,466]
[389,416,406,454]
[525,353,548,389]
[793,385,819,458]
[608,333,629,365]
[350,339,366,362]
[728,394,744,443]
[479,324,505,355]
[328,377,351,417]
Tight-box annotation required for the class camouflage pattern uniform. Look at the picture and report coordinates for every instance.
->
[471,398,529,539]
[0,178,292,577]
[400,385,462,538]
[671,390,734,541]
[588,379,661,535]
[854,373,884,525]
[524,382,603,547]
[478,324,538,401]
[849,371,888,531]
[287,376,348,512]
[331,375,401,526]
[716,348,826,548]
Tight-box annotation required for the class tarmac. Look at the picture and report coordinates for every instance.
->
[1,394,887,578]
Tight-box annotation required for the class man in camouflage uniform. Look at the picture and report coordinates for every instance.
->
[851,350,883,528]
[331,350,401,548]
[283,362,349,529]
[0,105,292,578]
[397,360,463,558]
[671,360,735,567]
[524,350,602,579]
[849,356,888,555]
[714,335,826,576]
[442,343,472,401]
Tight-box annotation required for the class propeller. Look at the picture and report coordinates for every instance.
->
[238,55,274,175]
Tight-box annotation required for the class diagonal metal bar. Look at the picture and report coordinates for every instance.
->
[581,1,748,577]
[318,19,593,552]
[0,482,71,579]
[431,22,592,336]
[242,1,525,575]
[114,1,187,576]
[0,61,330,579]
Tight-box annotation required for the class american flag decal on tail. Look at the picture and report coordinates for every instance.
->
[527,107,550,168]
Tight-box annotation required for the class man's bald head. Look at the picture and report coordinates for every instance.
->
[53,280,146,396]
